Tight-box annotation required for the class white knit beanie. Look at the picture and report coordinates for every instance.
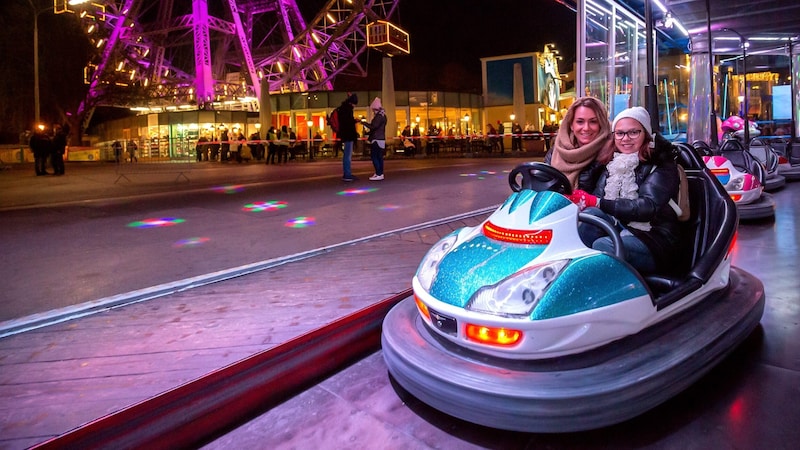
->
[612,106,652,137]
[370,97,383,111]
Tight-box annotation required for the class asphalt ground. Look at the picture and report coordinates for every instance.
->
[0,154,532,326]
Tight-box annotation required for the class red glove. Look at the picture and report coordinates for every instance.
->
[568,190,598,209]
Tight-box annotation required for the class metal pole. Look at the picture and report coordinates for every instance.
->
[742,37,749,145]
[789,42,796,140]
[644,0,659,133]
[723,28,748,146]
[706,0,718,147]
[28,0,40,127]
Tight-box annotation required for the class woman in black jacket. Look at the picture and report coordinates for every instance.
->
[568,107,681,274]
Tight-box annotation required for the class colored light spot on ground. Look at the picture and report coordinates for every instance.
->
[243,200,288,212]
[285,216,315,228]
[338,187,378,196]
[379,204,401,211]
[460,173,478,177]
[173,237,210,248]
[211,184,245,194]
[127,217,186,228]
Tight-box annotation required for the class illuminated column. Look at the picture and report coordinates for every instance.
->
[193,0,214,104]
[513,63,525,127]
[687,36,714,145]
[382,57,397,140]
[259,77,272,138]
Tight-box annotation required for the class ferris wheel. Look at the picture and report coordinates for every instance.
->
[55,0,400,130]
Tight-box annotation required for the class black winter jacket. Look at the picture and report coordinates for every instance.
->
[337,102,359,142]
[543,148,605,192]
[590,140,682,272]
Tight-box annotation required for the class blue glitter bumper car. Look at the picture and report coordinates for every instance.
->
[382,145,764,432]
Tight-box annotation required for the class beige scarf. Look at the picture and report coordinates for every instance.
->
[549,126,609,189]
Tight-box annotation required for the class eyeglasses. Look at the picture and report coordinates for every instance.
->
[614,129,644,140]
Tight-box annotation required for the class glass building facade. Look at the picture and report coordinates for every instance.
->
[89,90,482,159]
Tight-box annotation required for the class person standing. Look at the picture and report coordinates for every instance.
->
[542,122,556,152]
[195,136,209,161]
[209,134,220,161]
[496,120,505,154]
[362,97,387,181]
[277,125,290,164]
[337,92,359,181]
[266,126,278,164]
[112,139,123,164]
[511,121,523,152]
[220,129,230,162]
[127,139,138,162]
[486,123,497,153]
[29,125,52,176]
[51,124,68,175]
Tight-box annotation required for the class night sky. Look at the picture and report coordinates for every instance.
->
[304,0,578,92]
[0,0,578,141]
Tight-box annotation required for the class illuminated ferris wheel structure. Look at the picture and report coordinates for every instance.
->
[55,0,400,128]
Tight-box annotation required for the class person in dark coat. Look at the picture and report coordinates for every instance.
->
[496,120,505,153]
[29,126,52,176]
[266,126,278,164]
[112,140,123,164]
[511,121,523,152]
[51,124,68,175]
[220,129,230,162]
[361,97,387,180]
[568,107,681,275]
[195,136,209,161]
[277,125,290,164]
[337,92,359,181]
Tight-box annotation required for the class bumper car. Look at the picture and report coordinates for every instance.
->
[745,138,786,191]
[382,144,764,433]
[720,116,785,191]
[706,139,776,220]
[767,137,800,181]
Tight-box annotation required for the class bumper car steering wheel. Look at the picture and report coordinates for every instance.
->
[508,162,572,195]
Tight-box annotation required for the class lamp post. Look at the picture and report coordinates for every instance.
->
[27,0,45,128]
[307,119,314,160]
[725,28,749,146]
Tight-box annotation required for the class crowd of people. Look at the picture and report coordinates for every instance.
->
[190,126,314,165]
[27,123,71,176]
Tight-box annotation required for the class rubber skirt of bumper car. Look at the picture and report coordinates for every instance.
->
[381,267,764,433]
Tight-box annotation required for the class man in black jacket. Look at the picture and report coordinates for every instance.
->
[29,126,52,176]
[51,124,68,175]
[337,93,359,181]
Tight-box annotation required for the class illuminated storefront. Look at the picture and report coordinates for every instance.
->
[89,90,482,159]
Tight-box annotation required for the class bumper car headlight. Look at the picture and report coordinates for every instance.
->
[467,260,567,317]
[417,234,458,291]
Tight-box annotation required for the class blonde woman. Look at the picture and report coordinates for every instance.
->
[545,96,611,191]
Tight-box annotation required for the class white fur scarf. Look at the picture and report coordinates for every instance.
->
[604,152,651,231]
